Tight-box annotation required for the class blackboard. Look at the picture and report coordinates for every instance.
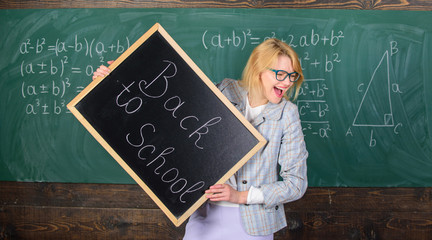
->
[1,8,432,187]
[67,23,266,226]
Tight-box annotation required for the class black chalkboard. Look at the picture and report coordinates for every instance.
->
[67,23,266,226]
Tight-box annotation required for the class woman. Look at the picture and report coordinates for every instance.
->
[184,38,308,240]
[93,38,308,239]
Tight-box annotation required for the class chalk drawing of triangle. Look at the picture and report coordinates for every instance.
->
[352,50,394,127]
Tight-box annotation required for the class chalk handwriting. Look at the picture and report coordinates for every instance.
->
[139,60,177,98]
[126,122,205,203]
[115,60,222,150]
[116,81,142,114]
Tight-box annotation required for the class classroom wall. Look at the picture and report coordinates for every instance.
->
[1,0,432,239]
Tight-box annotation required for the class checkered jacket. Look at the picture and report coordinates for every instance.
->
[218,79,308,236]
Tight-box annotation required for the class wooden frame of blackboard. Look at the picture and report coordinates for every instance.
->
[67,23,266,226]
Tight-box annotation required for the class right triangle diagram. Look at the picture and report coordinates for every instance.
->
[353,50,394,127]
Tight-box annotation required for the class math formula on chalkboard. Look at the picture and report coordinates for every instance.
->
[18,35,131,115]
[15,27,344,145]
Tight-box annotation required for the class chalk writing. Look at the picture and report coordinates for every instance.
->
[345,41,404,147]
[17,35,131,116]
[116,60,222,150]
[19,36,130,57]
[125,122,205,203]
[16,27,348,141]
[139,60,177,98]
[201,29,344,50]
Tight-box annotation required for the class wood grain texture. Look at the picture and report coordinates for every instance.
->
[1,182,431,239]
[0,0,432,10]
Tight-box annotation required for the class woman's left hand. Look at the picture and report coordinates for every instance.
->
[205,184,248,204]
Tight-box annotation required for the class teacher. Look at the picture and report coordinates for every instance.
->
[183,38,308,239]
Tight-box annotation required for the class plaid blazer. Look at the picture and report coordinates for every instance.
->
[218,79,308,236]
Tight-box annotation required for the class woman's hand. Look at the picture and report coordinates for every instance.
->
[92,60,114,80]
[205,184,248,204]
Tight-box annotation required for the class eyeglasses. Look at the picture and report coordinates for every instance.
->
[268,68,300,82]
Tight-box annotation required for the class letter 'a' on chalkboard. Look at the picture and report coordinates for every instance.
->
[67,23,266,227]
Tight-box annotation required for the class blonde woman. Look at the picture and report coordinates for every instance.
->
[183,38,308,239]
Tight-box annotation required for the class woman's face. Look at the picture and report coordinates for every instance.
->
[255,54,295,106]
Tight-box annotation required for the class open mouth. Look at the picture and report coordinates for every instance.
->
[274,86,285,98]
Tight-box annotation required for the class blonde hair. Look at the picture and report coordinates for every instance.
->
[239,38,304,101]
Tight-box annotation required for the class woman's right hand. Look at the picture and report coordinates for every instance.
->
[92,60,114,80]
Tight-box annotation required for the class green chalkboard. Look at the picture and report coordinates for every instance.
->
[1,8,431,187]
